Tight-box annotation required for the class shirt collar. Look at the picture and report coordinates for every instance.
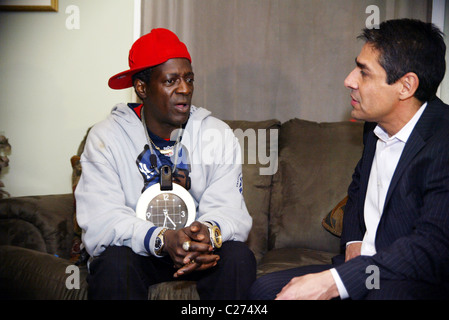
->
[374,102,427,143]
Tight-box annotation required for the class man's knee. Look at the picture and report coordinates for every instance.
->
[87,246,149,299]
[89,246,136,275]
[219,241,256,271]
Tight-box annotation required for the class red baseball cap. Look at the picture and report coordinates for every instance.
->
[108,28,192,90]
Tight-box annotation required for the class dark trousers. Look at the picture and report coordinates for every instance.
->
[248,263,449,300]
[87,241,256,300]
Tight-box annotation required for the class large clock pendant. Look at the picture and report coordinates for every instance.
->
[136,165,195,230]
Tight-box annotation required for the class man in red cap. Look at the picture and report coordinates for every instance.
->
[75,28,256,299]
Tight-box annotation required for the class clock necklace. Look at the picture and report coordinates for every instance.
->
[135,106,195,230]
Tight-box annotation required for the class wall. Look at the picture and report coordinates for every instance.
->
[0,0,135,197]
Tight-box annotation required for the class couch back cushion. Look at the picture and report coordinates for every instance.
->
[269,119,364,254]
[224,119,281,263]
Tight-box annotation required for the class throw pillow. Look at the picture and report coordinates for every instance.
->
[322,195,347,237]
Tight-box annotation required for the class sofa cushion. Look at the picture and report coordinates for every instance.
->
[0,245,88,299]
[256,247,335,278]
[269,119,363,254]
[224,119,281,263]
[148,281,199,300]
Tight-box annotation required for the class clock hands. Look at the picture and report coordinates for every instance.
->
[163,208,177,229]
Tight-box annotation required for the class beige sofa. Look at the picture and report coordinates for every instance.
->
[0,118,364,299]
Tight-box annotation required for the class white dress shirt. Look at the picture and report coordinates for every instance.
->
[331,102,427,299]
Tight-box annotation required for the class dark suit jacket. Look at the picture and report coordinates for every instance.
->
[335,98,449,299]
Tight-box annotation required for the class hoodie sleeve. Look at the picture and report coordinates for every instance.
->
[75,121,153,257]
[192,120,253,242]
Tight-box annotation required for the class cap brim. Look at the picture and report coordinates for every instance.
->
[108,65,152,90]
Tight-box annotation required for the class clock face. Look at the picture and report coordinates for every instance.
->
[136,183,196,230]
[145,193,188,230]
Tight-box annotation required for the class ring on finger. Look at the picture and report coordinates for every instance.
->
[182,241,191,251]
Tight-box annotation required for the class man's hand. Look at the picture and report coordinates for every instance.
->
[163,221,220,278]
[345,242,362,262]
[275,270,339,300]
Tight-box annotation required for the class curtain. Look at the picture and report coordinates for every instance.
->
[141,0,431,123]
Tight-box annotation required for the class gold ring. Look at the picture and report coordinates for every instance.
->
[182,241,191,251]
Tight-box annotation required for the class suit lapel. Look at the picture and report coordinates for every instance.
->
[384,132,425,208]
[358,127,377,219]
[383,99,444,210]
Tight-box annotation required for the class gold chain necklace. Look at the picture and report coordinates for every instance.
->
[140,106,182,169]
[148,137,178,156]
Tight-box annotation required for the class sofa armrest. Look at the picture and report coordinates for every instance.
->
[0,245,88,300]
[0,194,74,259]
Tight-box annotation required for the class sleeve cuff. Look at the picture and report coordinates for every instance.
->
[330,268,350,299]
[346,240,363,247]
[144,226,165,257]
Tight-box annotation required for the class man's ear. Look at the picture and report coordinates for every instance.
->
[399,72,419,101]
[133,79,148,100]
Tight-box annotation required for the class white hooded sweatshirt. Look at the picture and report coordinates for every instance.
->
[75,103,252,257]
